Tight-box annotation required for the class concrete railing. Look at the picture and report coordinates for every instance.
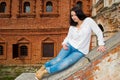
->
[42,32,120,80]
[15,32,120,80]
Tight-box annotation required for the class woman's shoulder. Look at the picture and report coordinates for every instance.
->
[84,17,95,24]
[84,17,93,21]
[70,25,75,28]
[69,26,76,30]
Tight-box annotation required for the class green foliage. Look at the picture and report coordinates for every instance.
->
[0,65,41,80]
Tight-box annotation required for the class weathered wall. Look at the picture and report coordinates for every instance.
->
[92,1,120,48]
[66,47,120,80]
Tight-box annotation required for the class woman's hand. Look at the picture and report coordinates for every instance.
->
[97,45,106,52]
[63,44,68,50]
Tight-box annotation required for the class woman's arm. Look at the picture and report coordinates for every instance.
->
[88,18,106,52]
[62,26,72,50]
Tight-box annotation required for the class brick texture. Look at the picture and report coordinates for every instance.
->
[0,0,92,65]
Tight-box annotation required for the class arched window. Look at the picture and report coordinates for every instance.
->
[20,45,28,56]
[76,1,82,10]
[24,2,30,13]
[46,1,53,12]
[0,2,6,13]
[0,45,3,55]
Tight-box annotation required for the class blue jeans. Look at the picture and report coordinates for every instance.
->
[44,43,85,74]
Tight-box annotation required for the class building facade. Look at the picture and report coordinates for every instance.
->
[92,0,120,39]
[0,0,92,65]
[91,0,120,47]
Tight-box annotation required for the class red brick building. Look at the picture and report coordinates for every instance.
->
[0,0,92,65]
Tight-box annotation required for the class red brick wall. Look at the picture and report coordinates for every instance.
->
[0,0,92,65]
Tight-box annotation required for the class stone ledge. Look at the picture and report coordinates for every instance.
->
[43,58,90,80]
[86,32,120,61]
[15,32,120,80]
[42,32,120,80]
[15,73,38,80]
[15,58,90,80]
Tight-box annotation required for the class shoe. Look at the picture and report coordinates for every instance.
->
[35,69,48,80]
[40,65,45,71]
[36,65,45,74]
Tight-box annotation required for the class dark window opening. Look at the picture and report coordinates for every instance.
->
[43,43,54,57]
[13,44,18,58]
[13,44,29,58]
[46,1,53,12]
[0,2,6,13]
[76,1,82,10]
[0,45,3,55]
[98,24,104,32]
[24,2,30,13]
[20,45,28,56]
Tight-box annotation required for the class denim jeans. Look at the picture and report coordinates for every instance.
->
[44,43,85,74]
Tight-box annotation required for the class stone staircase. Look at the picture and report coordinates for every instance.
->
[15,32,120,80]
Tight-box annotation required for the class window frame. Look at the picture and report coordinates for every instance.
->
[24,2,30,13]
[0,1,11,18]
[76,1,83,10]
[40,0,59,17]
[20,45,28,56]
[0,2,6,13]
[0,42,7,60]
[46,1,53,12]
[0,45,3,55]
[17,0,36,18]
[12,37,31,60]
[42,42,54,58]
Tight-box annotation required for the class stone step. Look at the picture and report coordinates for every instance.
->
[15,73,39,80]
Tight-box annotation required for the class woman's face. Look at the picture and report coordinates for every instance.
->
[71,11,80,22]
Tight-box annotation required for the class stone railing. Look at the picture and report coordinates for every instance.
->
[15,32,120,80]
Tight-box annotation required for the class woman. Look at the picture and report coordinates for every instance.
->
[35,7,106,80]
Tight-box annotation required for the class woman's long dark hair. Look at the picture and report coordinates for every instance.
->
[70,7,87,26]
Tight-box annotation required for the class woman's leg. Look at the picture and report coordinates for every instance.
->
[46,51,85,74]
[36,46,71,79]
[45,45,72,67]
[44,43,73,67]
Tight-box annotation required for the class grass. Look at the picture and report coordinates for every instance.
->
[0,64,41,80]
